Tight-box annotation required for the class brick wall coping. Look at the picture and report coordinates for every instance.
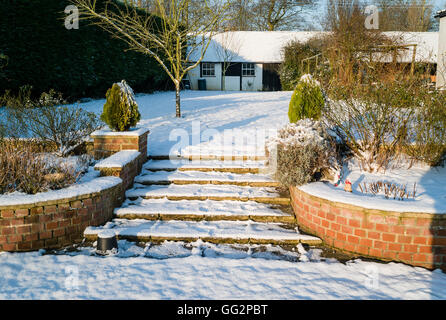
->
[295,186,446,220]
[0,177,122,210]
[299,182,445,215]
[91,127,150,138]
[94,150,141,169]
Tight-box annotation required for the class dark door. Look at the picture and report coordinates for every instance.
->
[262,63,282,91]
[224,63,242,91]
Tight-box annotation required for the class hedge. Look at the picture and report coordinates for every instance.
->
[0,0,171,100]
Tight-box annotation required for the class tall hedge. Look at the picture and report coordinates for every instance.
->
[0,0,170,100]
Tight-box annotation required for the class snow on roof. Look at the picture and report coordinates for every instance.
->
[435,9,446,18]
[190,31,438,64]
[384,32,438,63]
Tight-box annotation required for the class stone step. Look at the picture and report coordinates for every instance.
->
[135,170,279,187]
[126,184,290,205]
[84,219,322,246]
[149,155,268,161]
[143,159,267,174]
[115,199,295,223]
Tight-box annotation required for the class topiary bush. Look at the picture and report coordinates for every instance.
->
[267,119,339,187]
[101,80,141,132]
[288,74,325,124]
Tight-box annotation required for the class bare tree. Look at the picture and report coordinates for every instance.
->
[214,32,242,90]
[72,0,229,118]
[374,0,434,31]
[251,0,316,31]
[225,0,253,30]
[323,0,392,84]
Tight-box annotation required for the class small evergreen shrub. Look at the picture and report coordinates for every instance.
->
[288,74,325,123]
[268,119,338,187]
[101,80,141,132]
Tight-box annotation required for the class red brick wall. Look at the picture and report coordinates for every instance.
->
[290,186,446,270]
[93,131,148,161]
[96,156,143,192]
[0,184,122,252]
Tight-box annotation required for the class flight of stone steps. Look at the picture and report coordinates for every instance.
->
[84,156,322,246]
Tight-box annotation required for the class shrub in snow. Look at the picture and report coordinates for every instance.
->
[0,139,88,195]
[101,80,141,132]
[279,38,324,91]
[323,80,445,171]
[268,119,338,187]
[404,90,446,167]
[1,87,101,157]
[288,74,325,123]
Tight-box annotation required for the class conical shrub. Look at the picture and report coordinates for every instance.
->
[288,74,324,123]
[101,80,141,132]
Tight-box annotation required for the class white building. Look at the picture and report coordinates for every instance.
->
[436,10,446,89]
[187,31,439,92]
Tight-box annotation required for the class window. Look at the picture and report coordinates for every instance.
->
[242,63,255,77]
[202,63,215,77]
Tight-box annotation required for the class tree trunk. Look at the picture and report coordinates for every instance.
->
[175,81,181,118]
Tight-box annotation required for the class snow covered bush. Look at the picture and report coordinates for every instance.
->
[288,74,325,123]
[268,119,338,187]
[1,87,101,157]
[324,80,446,171]
[323,81,417,172]
[404,90,446,166]
[0,139,88,195]
[101,80,141,132]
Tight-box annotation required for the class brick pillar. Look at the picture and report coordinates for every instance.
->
[91,127,149,162]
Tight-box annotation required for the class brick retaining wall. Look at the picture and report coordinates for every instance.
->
[0,127,150,252]
[0,183,122,252]
[290,186,446,270]
[95,151,143,192]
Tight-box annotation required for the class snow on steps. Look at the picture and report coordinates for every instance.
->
[84,219,322,245]
[126,184,290,205]
[143,159,267,174]
[115,199,295,223]
[149,155,268,161]
[135,170,279,187]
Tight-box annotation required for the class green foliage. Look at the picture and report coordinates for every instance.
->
[101,82,141,132]
[279,38,324,91]
[288,77,324,123]
[0,0,170,100]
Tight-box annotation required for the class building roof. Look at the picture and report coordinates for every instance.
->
[189,31,438,64]
[435,9,446,18]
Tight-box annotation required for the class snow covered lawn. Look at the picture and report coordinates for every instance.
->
[76,90,291,156]
[75,90,446,213]
[1,241,446,300]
